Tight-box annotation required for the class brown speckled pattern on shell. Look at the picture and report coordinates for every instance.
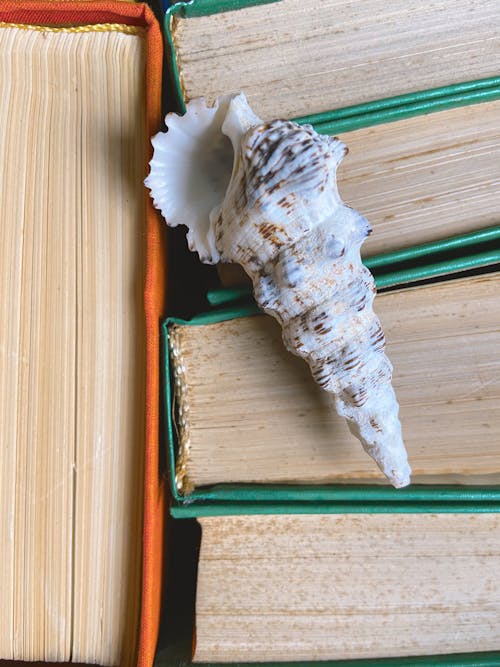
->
[146,93,411,488]
[215,104,410,488]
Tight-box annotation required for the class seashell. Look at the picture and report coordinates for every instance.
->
[145,93,411,488]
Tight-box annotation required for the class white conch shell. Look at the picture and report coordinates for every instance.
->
[145,93,412,488]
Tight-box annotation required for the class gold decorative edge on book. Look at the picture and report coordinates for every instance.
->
[168,325,194,495]
[170,14,189,104]
[0,22,144,35]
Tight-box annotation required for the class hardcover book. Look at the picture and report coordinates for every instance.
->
[193,513,500,662]
[165,270,500,511]
[166,0,500,120]
[155,1,500,665]
[154,513,500,665]
[0,3,165,665]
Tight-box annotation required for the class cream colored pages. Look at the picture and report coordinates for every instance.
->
[338,100,500,256]
[170,274,500,490]
[195,514,500,661]
[0,25,145,665]
[173,0,500,120]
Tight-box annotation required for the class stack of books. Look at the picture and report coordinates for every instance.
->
[1,1,499,666]
[157,0,500,665]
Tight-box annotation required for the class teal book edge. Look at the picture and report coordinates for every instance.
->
[166,0,280,17]
[206,225,500,307]
[163,248,500,519]
[155,646,500,667]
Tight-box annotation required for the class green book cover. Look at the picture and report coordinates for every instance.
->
[155,650,500,667]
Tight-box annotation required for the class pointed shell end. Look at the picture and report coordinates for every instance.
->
[388,464,412,489]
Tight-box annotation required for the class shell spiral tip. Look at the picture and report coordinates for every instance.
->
[387,462,412,489]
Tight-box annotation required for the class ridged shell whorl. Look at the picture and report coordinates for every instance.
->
[145,93,411,488]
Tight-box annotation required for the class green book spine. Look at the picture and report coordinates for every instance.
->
[167,0,280,17]
[155,649,500,666]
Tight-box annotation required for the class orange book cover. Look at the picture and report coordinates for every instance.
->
[0,3,166,666]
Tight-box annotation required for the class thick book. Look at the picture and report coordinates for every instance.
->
[0,3,165,666]
[164,270,500,513]
[210,97,500,286]
[154,513,500,666]
[166,0,500,120]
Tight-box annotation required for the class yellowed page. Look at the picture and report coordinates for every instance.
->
[174,0,500,119]
[0,25,145,664]
[171,274,500,489]
[195,513,500,661]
